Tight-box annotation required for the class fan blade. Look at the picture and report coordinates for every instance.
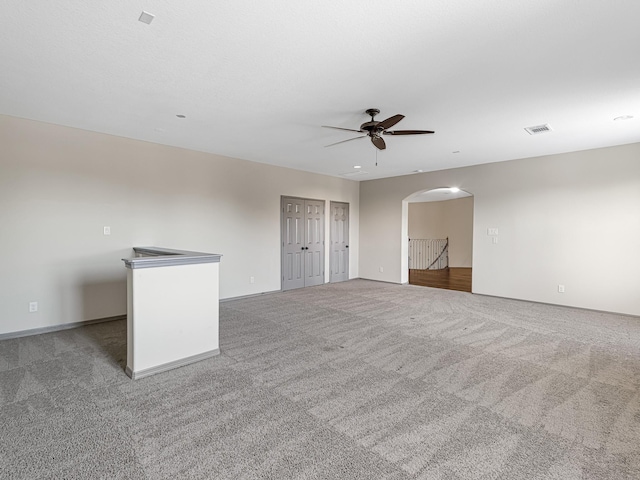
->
[383,130,435,135]
[325,136,367,147]
[371,136,386,150]
[322,126,364,133]
[377,114,404,130]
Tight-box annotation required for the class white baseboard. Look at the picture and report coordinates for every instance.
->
[126,349,220,380]
[0,315,126,341]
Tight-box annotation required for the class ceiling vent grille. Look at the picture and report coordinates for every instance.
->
[525,124,552,135]
[138,11,155,24]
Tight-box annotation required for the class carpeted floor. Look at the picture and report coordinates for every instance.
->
[1,279,640,479]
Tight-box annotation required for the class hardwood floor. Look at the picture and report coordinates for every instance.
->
[409,267,472,292]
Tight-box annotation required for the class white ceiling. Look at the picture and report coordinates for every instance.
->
[1,1,639,181]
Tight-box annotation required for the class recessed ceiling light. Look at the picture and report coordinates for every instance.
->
[353,165,361,169]
[138,11,155,24]
[450,187,460,193]
[614,115,634,121]
[176,114,186,118]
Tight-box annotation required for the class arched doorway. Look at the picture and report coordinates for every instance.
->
[404,187,474,292]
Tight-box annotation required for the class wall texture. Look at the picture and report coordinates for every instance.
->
[0,115,359,335]
[408,197,474,267]
[360,143,640,316]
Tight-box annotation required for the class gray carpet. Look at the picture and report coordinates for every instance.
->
[1,279,640,479]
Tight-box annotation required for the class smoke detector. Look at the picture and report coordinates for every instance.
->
[525,124,552,135]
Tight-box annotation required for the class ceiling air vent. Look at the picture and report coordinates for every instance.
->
[138,11,155,24]
[525,124,552,135]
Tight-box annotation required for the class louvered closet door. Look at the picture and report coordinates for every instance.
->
[282,197,325,291]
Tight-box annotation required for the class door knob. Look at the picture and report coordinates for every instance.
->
[346,245,349,248]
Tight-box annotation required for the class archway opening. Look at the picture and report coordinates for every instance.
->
[403,187,474,292]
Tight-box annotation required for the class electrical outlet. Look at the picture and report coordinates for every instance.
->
[103,226,111,236]
[492,237,499,244]
[379,266,384,273]
[558,285,565,293]
[29,301,38,313]
[250,276,255,284]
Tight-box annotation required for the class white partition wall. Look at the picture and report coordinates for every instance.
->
[123,247,222,379]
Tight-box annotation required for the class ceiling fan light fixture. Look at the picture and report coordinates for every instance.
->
[323,109,434,151]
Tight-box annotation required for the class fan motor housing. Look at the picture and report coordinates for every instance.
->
[360,121,380,133]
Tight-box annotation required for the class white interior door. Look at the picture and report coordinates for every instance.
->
[330,202,349,283]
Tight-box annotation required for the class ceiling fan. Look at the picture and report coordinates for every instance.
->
[323,108,434,150]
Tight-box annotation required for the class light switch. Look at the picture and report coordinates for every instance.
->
[487,228,499,236]
[103,226,111,235]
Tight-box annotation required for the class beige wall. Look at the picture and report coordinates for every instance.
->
[0,115,359,335]
[408,197,474,267]
[360,143,640,316]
